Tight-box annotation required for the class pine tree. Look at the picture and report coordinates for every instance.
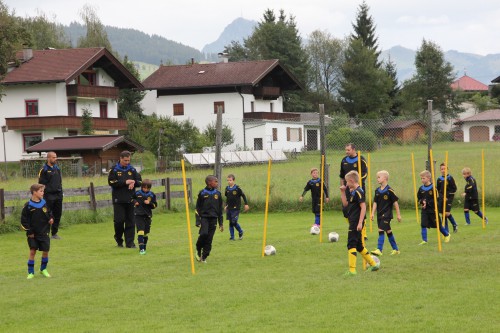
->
[351,1,380,66]
[118,56,145,119]
[384,57,401,116]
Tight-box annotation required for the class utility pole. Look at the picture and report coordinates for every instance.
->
[214,106,223,188]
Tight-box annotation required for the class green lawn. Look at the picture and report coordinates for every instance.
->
[1,209,498,332]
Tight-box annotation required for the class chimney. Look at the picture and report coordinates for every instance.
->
[191,58,194,65]
[23,46,33,61]
[217,52,229,63]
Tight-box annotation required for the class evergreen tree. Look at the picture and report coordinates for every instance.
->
[19,11,71,50]
[81,106,94,134]
[351,1,380,66]
[118,56,145,119]
[384,57,402,116]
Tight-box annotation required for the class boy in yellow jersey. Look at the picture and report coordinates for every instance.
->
[340,171,380,276]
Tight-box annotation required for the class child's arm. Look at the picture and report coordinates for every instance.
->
[20,204,33,237]
[339,185,348,207]
[299,182,310,202]
[394,201,402,222]
[371,202,377,221]
[357,202,366,231]
[148,193,157,209]
[323,183,330,203]
[240,189,249,211]
[218,195,224,232]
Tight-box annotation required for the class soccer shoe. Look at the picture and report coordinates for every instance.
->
[390,250,400,255]
[239,231,244,240]
[40,269,51,278]
[344,271,357,276]
[453,225,458,233]
[485,217,489,225]
[444,235,451,243]
[51,234,61,239]
[195,252,201,262]
[370,249,383,256]
[139,250,146,255]
[418,241,427,245]
[27,273,35,279]
[201,257,207,264]
[366,264,380,272]
[229,237,235,241]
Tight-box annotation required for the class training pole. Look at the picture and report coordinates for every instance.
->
[261,159,272,257]
[481,149,486,229]
[358,150,367,269]
[367,153,373,232]
[441,152,448,227]
[411,153,420,225]
[181,159,196,275]
[319,154,325,243]
[429,149,442,252]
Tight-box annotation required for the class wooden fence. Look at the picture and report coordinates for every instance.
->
[0,178,192,221]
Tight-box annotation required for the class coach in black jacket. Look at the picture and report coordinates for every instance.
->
[108,150,142,248]
[38,151,63,239]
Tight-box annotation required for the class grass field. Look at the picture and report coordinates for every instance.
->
[1,208,498,332]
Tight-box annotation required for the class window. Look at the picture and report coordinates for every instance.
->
[23,133,42,151]
[286,127,302,142]
[78,70,97,86]
[214,101,225,114]
[173,103,184,116]
[25,100,38,116]
[99,102,108,118]
[272,128,278,141]
[68,100,76,116]
[68,130,78,136]
[270,102,274,113]
[251,101,255,113]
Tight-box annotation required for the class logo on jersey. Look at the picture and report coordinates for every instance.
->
[383,195,388,200]
[315,183,319,187]
[232,190,237,195]
[214,194,219,199]
[128,171,132,176]
[42,207,48,213]
[429,190,433,196]
[353,163,357,168]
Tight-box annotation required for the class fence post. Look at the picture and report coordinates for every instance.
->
[188,178,192,203]
[89,182,97,211]
[165,178,171,210]
[0,188,5,222]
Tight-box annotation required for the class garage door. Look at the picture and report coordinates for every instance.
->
[469,126,489,142]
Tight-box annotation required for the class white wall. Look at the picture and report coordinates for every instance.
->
[462,121,498,142]
[245,122,305,151]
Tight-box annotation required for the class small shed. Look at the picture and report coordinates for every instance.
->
[381,120,426,142]
[453,109,500,142]
[26,135,144,174]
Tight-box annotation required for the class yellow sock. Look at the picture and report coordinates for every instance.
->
[360,248,376,266]
[348,248,357,273]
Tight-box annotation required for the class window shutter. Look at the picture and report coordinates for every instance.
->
[299,128,302,141]
[287,127,290,141]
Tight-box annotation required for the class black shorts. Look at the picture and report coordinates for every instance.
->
[226,210,240,225]
[135,215,152,234]
[438,197,454,213]
[421,211,438,228]
[27,235,50,252]
[464,199,479,211]
[377,218,392,231]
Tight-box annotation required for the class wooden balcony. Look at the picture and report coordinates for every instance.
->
[66,84,119,99]
[253,86,281,100]
[243,112,300,121]
[6,116,127,131]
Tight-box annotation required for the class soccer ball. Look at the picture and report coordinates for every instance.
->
[328,232,340,242]
[264,245,276,256]
[367,255,380,267]
[310,225,320,235]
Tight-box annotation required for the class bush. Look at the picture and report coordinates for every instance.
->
[350,128,378,152]
[326,127,353,150]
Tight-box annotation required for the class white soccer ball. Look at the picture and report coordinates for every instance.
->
[264,245,276,256]
[310,225,320,235]
[328,231,340,242]
[367,255,380,267]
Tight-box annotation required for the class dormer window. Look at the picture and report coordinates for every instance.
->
[78,70,97,86]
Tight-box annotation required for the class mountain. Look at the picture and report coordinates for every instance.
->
[202,17,257,54]
[381,45,500,85]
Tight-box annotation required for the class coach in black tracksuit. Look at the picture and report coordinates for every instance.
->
[38,151,63,239]
[108,151,142,248]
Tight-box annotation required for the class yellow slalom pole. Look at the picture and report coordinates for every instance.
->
[481,149,486,229]
[411,153,420,225]
[181,159,196,275]
[367,153,373,232]
[261,159,272,257]
[319,154,325,243]
[429,149,442,252]
[441,152,448,227]
[358,150,366,270]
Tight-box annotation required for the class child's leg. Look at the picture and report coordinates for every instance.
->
[41,251,49,271]
[143,220,151,250]
[137,230,145,251]
[464,209,471,225]
[347,228,358,273]
[314,213,320,226]
[421,228,427,242]
[228,211,235,239]
[377,230,385,251]
[387,230,398,251]
[28,248,36,275]
[202,223,217,259]
[439,225,449,237]
[448,214,457,228]
[196,218,209,256]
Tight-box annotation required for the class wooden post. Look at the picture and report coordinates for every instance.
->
[165,177,171,210]
[0,188,5,222]
[89,182,97,211]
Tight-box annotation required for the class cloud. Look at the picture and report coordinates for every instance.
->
[396,15,450,26]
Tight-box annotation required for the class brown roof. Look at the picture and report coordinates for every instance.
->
[382,120,426,130]
[454,109,500,124]
[3,48,143,89]
[26,135,144,153]
[451,75,488,91]
[142,59,303,90]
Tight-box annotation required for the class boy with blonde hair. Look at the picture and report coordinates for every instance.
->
[370,170,401,256]
[417,170,450,245]
[461,167,488,225]
[340,171,379,276]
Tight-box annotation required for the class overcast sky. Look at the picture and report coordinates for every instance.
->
[5,0,500,55]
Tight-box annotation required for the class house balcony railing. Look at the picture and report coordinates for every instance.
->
[66,84,119,99]
[253,86,281,100]
[243,112,300,122]
[5,116,127,131]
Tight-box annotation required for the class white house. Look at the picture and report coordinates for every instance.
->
[142,59,326,151]
[0,47,143,161]
[454,109,500,142]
